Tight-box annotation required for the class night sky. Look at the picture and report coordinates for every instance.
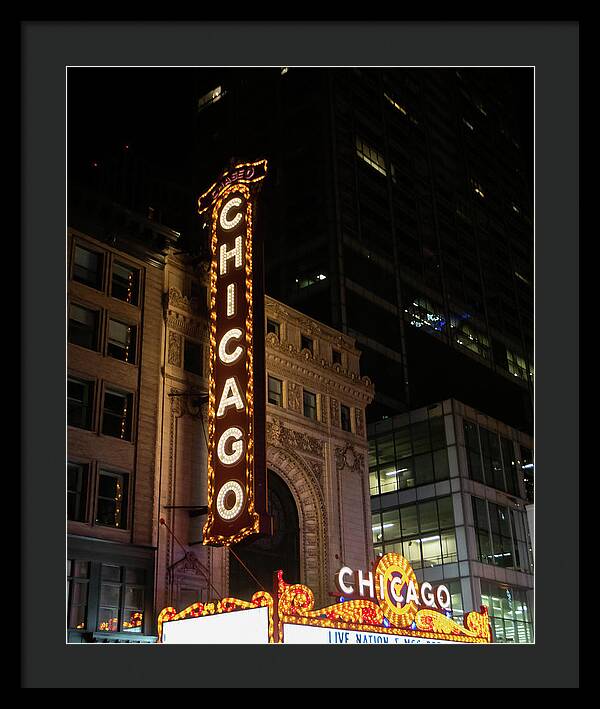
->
[68,66,534,196]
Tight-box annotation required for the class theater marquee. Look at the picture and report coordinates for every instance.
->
[158,552,493,644]
[198,159,270,546]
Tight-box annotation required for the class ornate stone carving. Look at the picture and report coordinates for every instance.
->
[330,397,340,427]
[287,382,301,413]
[168,286,201,314]
[319,395,328,424]
[355,407,365,438]
[168,331,182,367]
[266,417,324,459]
[335,443,365,476]
[166,311,206,340]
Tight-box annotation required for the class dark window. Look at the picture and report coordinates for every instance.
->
[340,404,351,432]
[267,319,280,338]
[520,446,534,503]
[301,335,313,353]
[501,437,519,496]
[303,390,317,420]
[96,470,129,529]
[72,244,103,290]
[67,560,89,630]
[332,349,342,365]
[268,376,283,406]
[67,462,88,522]
[107,319,137,364]
[97,564,145,633]
[111,261,140,305]
[68,303,99,350]
[102,389,133,440]
[464,421,484,483]
[67,377,94,429]
[183,339,203,376]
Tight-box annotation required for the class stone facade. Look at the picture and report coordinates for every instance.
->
[68,224,374,636]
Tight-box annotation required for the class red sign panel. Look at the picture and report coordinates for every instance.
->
[200,160,270,546]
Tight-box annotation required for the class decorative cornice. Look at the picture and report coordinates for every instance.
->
[166,311,207,341]
[266,335,373,402]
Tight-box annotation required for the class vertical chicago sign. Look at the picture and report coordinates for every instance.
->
[198,159,271,546]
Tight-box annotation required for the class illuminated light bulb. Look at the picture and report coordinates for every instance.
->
[217,427,244,465]
[216,480,245,520]
[219,197,243,231]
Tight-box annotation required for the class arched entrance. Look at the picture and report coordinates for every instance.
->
[228,470,300,600]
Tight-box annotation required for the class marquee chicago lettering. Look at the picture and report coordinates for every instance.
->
[200,160,270,546]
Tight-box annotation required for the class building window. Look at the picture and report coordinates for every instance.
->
[102,388,133,440]
[369,412,449,496]
[480,581,533,643]
[520,446,534,503]
[67,376,94,429]
[107,319,137,364]
[183,339,203,376]
[332,349,342,366]
[480,427,506,492]
[303,390,317,420]
[300,335,313,354]
[356,136,387,176]
[67,560,90,630]
[96,470,129,529]
[340,404,351,432]
[267,375,283,407]
[68,303,99,351]
[451,318,490,359]
[464,420,484,483]
[371,496,457,569]
[472,497,518,569]
[198,85,224,112]
[67,462,89,522]
[266,319,280,339]
[97,564,144,633]
[507,349,529,380]
[72,244,103,290]
[501,437,519,497]
[111,261,140,306]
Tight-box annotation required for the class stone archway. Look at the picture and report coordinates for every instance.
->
[228,469,300,600]
[265,440,328,605]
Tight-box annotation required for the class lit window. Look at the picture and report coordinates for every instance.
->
[356,137,386,176]
[384,92,407,116]
[102,388,133,441]
[507,350,529,380]
[112,262,140,306]
[107,319,137,364]
[97,564,145,634]
[198,86,224,112]
[96,471,129,529]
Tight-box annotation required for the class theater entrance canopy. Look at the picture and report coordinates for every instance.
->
[158,552,492,644]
